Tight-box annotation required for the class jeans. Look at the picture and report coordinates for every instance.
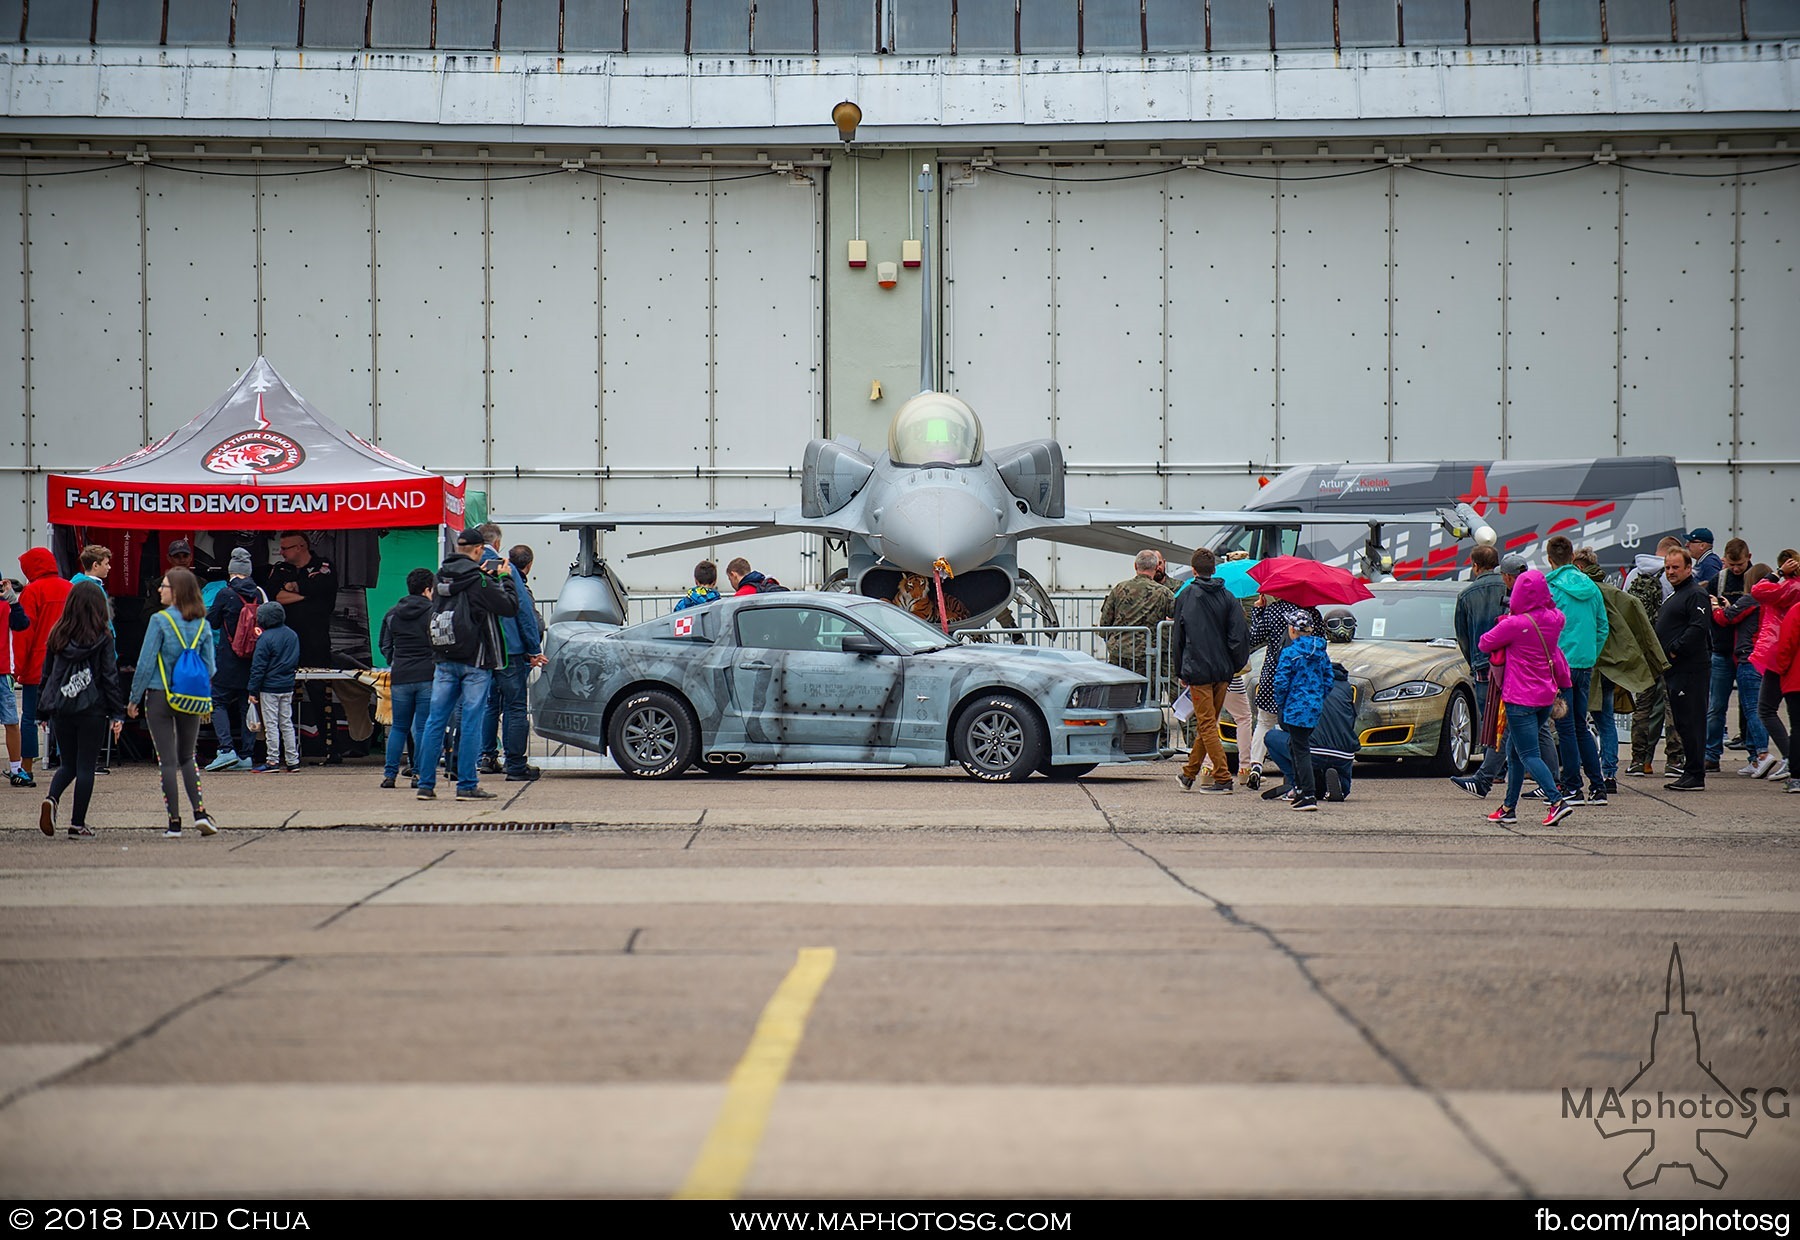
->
[1554,668,1606,796]
[1589,673,1618,780]
[1503,703,1563,809]
[1706,653,1768,760]
[259,692,299,768]
[383,679,432,782]
[417,662,492,794]
[1266,727,1353,799]
[211,684,251,758]
[480,660,531,773]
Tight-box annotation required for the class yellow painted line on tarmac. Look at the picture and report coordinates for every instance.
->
[675,946,837,1200]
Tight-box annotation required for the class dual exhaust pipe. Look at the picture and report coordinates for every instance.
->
[704,752,747,765]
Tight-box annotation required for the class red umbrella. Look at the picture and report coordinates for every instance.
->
[1247,556,1374,608]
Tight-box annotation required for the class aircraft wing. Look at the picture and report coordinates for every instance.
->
[1017,521,1193,563]
[1061,508,1435,529]
[492,508,855,560]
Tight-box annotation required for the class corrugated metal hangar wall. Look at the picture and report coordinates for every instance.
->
[941,156,1800,588]
[3,148,1792,590]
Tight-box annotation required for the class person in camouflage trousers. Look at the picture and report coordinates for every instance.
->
[1099,551,1175,679]
[1626,535,1687,776]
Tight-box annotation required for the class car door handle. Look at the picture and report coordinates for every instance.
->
[741,661,773,670]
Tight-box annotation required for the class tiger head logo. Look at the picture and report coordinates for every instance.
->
[203,432,305,476]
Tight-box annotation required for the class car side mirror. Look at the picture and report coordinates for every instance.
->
[841,634,886,656]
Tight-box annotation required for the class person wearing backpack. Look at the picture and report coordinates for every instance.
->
[726,557,786,596]
[246,601,302,774]
[414,527,519,803]
[127,567,219,838]
[36,582,126,838]
[203,548,265,773]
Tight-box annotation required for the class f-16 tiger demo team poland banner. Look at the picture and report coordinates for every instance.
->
[48,357,454,531]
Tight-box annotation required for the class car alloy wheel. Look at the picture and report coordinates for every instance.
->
[607,689,697,779]
[1433,687,1475,776]
[955,694,1046,782]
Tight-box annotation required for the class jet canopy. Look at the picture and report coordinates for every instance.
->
[888,392,984,466]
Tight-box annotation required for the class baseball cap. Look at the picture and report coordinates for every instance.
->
[456,527,486,547]
[1289,613,1318,635]
[1686,527,1714,544]
[1500,552,1530,576]
[168,539,193,556]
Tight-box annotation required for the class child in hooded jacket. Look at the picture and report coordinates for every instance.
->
[1479,569,1575,826]
[1270,612,1333,811]
[247,601,301,773]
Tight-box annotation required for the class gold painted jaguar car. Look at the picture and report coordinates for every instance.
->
[1221,582,1478,775]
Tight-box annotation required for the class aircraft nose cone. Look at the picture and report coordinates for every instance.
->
[882,483,1002,576]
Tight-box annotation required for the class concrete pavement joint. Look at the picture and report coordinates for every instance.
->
[0,957,292,1117]
[685,809,707,850]
[625,928,642,955]
[313,849,454,931]
[279,810,300,829]
[1619,781,1698,817]
[1087,786,1539,1198]
[226,831,273,853]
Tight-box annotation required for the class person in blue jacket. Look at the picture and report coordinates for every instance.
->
[478,543,546,782]
[127,567,218,838]
[1267,611,1334,811]
[247,601,302,774]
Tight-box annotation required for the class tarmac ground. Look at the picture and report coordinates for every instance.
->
[1,752,1796,1201]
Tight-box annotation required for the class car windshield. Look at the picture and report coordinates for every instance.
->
[848,600,958,652]
[1342,588,1460,642]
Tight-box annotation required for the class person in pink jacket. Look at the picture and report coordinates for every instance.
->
[1478,569,1576,827]
[1749,549,1800,781]
[1770,601,1800,793]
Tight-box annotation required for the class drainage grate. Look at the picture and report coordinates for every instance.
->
[398,821,569,834]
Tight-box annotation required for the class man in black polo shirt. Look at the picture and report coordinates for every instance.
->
[266,531,341,764]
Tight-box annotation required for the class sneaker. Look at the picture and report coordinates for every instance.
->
[1324,769,1346,803]
[504,767,541,782]
[1542,800,1574,826]
[163,824,182,838]
[1199,781,1234,794]
[230,757,254,771]
[456,787,498,801]
[205,750,241,772]
[38,797,54,837]
[1704,759,1722,772]
[253,764,276,773]
[1724,736,1748,751]
[416,787,437,800]
[9,770,34,788]
[1737,760,1764,778]
[401,765,416,778]
[1244,763,1262,791]
[1586,789,1608,807]
[67,824,94,838]
[1523,787,1550,801]
[477,756,504,775]
[1290,794,1318,811]
[1486,806,1518,825]
[284,765,301,774]
[1663,778,1705,792]
[1604,777,1619,794]
[1771,759,1791,780]
[1786,777,1800,793]
[1176,773,1194,791]
[194,814,218,838]
[1559,789,1586,807]
[1261,784,1291,801]
[1626,762,1654,778]
[1750,752,1779,779]
[409,777,420,789]
[1450,775,1489,799]
[379,777,396,789]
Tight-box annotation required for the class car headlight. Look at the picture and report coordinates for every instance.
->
[1371,680,1446,702]
[1069,685,1112,709]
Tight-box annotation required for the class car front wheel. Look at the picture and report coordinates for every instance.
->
[954,694,1047,782]
[608,689,697,779]
[1431,687,1476,776]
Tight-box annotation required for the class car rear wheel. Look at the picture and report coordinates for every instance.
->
[955,694,1047,782]
[1040,761,1098,781]
[607,689,697,779]
[1431,687,1476,776]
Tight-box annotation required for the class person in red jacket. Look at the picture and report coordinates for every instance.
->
[0,576,31,782]
[14,547,73,786]
[1771,598,1800,794]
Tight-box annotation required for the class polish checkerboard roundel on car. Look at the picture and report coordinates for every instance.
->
[673,616,693,637]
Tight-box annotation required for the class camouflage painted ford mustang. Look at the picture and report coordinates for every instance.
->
[530,591,1164,781]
